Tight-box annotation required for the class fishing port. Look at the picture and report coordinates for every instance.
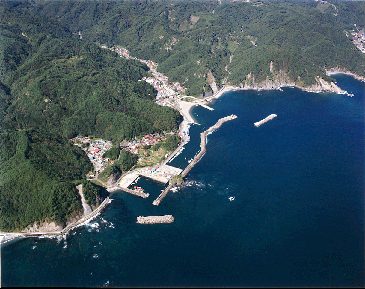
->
[152,114,238,206]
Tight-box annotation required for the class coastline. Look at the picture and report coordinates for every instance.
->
[2,66,362,245]
[0,197,112,246]
[325,68,365,82]
[202,69,365,105]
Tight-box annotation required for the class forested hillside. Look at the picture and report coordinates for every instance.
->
[33,0,365,95]
[0,1,181,231]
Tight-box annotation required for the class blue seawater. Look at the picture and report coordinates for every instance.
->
[2,74,364,287]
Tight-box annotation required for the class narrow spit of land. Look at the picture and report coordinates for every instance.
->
[152,114,238,206]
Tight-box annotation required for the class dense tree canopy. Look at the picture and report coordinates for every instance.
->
[0,0,181,231]
[31,0,365,94]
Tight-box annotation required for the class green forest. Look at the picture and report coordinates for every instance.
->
[0,1,181,231]
[32,0,365,95]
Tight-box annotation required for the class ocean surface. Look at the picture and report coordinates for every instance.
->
[2,74,364,287]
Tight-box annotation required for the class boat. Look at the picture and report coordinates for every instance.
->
[228,196,235,201]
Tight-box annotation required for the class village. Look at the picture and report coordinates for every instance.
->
[67,45,216,221]
[348,25,365,54]
[120,133,165,155]
[71,136,113,178]
[70,43,191,185]
[109,46,186,108]
[71,132,174,180]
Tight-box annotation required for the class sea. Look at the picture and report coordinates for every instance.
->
[2,74,364,287]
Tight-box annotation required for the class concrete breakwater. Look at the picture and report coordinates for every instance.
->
[254,114,277,127]
[136,215,174,224]
[108,186,149,198]
[153,114,238,206]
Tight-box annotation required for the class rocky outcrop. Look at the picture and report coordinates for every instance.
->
[207,70,219,94]
[76,184,92,216]
[242,70,295,90]
[240,62,351,95]
[107,172,120,187]
[304,76,347,94]
[23,221,63,233]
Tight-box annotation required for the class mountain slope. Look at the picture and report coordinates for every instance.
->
[0,1,181,231]
[33,0,365,95]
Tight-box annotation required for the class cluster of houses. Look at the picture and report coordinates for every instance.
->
[349,26,365,53]
[71,136,113,178]
[120,133,165,154]
[140,58,185,101]
[111,46,131,59]
[110,45,186,107]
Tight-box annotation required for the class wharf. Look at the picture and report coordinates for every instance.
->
[108,186,149,198]
[139,165,182,184]
[118,171,140,188]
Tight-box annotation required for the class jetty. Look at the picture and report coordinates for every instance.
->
[254,114,277,127]
[153,114,237,206]
[136,215,174,224]
[108,185,149,198]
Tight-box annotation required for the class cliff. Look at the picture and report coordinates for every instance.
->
[239,63,355,95]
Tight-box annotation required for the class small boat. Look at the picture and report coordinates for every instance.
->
[228,196,235,202]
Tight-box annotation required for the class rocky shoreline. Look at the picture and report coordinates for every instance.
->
[0,197,112,246]
[203,69,365,105]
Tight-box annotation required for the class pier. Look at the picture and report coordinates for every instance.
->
[108,185,150,198]
[136,215,174,224]
[254,114,277,127]
[153,114,237,206]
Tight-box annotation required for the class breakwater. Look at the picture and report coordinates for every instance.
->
[136,215,175,224]
[254,114,277,127]
[108,186,150,198]
[153,114,237,206]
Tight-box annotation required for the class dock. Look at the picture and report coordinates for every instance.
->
[153,114,237,206]
[108,185,150,198]
[136,215,174,224]
[254,114,277,127]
